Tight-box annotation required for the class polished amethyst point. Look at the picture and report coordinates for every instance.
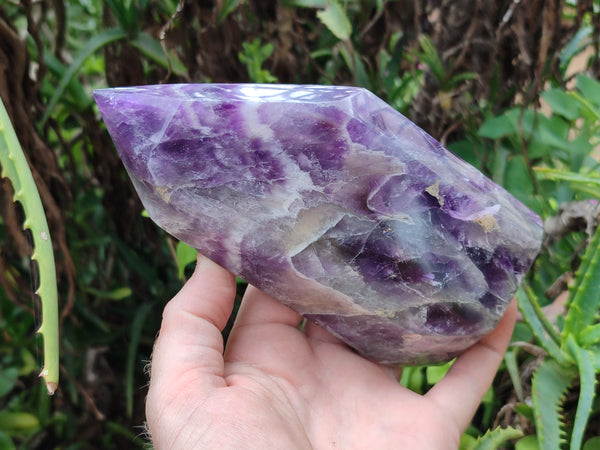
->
[94,84,542,365]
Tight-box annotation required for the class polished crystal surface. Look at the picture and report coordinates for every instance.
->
[95,84,543,365]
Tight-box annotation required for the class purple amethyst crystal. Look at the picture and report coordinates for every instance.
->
[94,84,542,365]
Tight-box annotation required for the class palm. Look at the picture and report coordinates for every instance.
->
[146,257,516,449]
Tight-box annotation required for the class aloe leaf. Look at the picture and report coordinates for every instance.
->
[516,286,571,366]
[0,98,59,394]
[578,324,600,347]
[467,426,523,450]
[531,359,576,450]
[566,336,597,450]
[40,27,127,127]
[563,223,600,340]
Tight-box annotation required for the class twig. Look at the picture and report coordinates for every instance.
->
[159,0,186,83]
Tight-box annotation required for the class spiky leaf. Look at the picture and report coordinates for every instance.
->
[0,98,59,394]
[563,223,600,341]
[566,336,597,450]
[531,359,576,450]
[517,287,571,366]
[469,426,524,450]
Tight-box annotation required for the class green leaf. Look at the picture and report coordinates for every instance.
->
[579,324,600,347]
[425,361,453,385]
[469,426,523,450]
[516,287,570,366]
[577,75,600,107]
[0,431,15,450]
[514,403,534,421]
[41,27,127,127]
[583,437,600,450]
[563,224,600,339]
[238,38,278,83]
[176,241,198,280]
[0,412,40,435]
[542,89,581,121]
[130,32,188,77]
[504,350,525,402]
[534,168,600,186]
[217,0,245,24]
[515,435,540,450]
[84,286,133,301]
[532,115,571,153]
[43,53,92,112]
[459,433,478,450]
[504,156,534,203]
[417,34,445,85]
[316,0,352,40]
[559,26,592,73]
[447,71,478,88]
[0,368,19,397]
[126,302,153,419]
[566,336,597,450]
[531,359,576,450]
[478,114,515,139]
[399,366,425,394]
[281,0,329,8]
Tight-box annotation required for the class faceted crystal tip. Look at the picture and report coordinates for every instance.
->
[95,84,543,365]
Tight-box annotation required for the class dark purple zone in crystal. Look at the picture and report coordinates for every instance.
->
[94,84,543,365]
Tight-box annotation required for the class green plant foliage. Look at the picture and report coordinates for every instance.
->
[41,27,128,127]
[175,241,198,281]
[0,99,59,395]
[563,224,600,340]
[566,336,597,450]
[460,426,524,450]
[217,0,246,24]
[531,359,575,450]
[515,434,541,450]
[315,0,352,40]
[238,38,278,83]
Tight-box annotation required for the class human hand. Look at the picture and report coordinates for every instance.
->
[146,255,517,449]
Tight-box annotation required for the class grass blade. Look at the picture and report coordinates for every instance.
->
[40,27,127,127]
[216,0,245,24]
[0,98,59,394]
[125,302,153,419]
[504,349,525,402]
[534,167,600,186]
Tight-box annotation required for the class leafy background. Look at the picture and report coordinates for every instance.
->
[0,0,599,448]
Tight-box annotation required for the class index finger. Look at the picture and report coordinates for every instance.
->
[147,254,236,397]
